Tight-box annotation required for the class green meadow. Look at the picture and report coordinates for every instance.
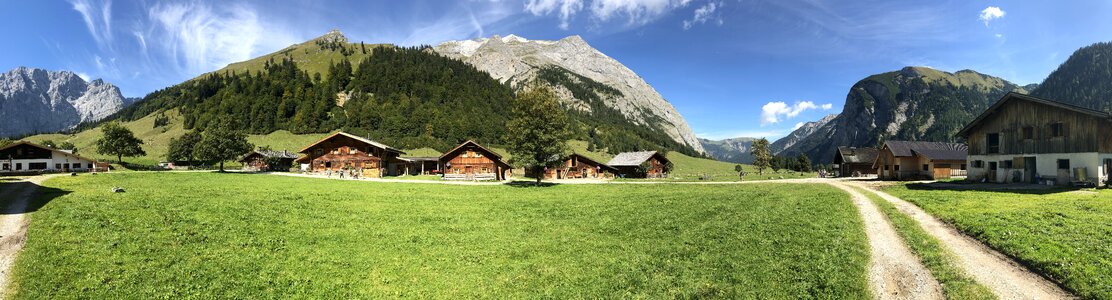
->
[7,173,868,299]
[883,184,1112,299]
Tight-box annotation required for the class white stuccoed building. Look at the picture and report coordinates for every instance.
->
[0,141,99,173]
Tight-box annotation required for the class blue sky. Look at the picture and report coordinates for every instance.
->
[3,1,1111,140]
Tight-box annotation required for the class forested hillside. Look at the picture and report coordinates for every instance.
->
[1031,42,1112,112]
[99,40,699,155]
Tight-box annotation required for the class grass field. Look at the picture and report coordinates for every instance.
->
[851,186,994,300]
[9,173,869,298]
[883,184,1112,299]
[643,152,815,182]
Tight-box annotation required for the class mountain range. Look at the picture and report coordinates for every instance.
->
[703,42,1112,165]
[0,67,133,138]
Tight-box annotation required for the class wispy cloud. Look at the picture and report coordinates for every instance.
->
[979,6,1005,26]
[683,1,723,30]
[70,0,114,46]
[760,101,832,126]
[399,2,515,45]
[146,2,267,75]
[525,0,692,30]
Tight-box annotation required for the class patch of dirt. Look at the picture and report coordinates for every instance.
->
[845,181,1075,299]
[828,182,944,300]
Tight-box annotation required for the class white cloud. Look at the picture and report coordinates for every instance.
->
[760,101,831,126]
[525,0,692,29]
[146,2,268,75]
[792,122,805,130]
[979,6,1005,26]
[683,1,722,30]
[820,103,833,110]
[70,0,114,46]
[76,72,91,81]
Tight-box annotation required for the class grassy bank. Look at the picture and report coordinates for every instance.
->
[883,184,1112,299]
[10,173,868,298]
[850,186,994,300]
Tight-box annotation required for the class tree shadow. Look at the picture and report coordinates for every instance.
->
[903,181,1075,195]
[505,181,560,188]
[0,180,71,215]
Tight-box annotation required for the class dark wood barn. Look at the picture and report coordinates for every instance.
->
[833,147,878,177]
[532,153,617,180]
[294,132,406,177]
[439,140,511,180]
[957,92,1112,185]
[239,149,299,172]
[606,151,671,178]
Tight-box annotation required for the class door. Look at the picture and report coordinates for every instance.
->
[1024,157,1037,183]
[987,162,998,182]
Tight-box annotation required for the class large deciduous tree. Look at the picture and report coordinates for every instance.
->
[750,138,771,175]
[194,123,253,172]
[95,122,146,163]
[167,131,202,166]
[505,86,572,184]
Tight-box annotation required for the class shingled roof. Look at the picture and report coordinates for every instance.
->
[836,147,878,164]
[883,141,968,161]
[607,151,664,167]
[297,132,405,154]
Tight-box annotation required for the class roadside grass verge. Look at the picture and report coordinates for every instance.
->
[10,173,869,298]
[883,184,1112,299]
[849,186,995,300]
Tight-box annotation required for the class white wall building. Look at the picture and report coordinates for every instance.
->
[0,141,99,173]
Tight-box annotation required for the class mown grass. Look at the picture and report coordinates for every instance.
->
[641,152,814,182]
[11,173,869,298]
[850,186,995,300]
[883,184,1112,299]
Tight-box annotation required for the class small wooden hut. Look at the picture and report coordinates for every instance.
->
[833,147,878,177]
[533,153,617,180]
[239,149,299,172]
[874,141,967,180]
[607,151,671,178]
[438,140,511,180]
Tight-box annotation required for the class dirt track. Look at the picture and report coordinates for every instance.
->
[0,175,53,297]
[843,180,1074,299]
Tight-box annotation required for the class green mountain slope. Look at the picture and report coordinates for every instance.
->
[699,137,757,163]
[779,67,1026,164]
[1031,42,1112,112]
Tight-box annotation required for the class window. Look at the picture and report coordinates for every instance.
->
[1105,159,1112,176]
[972,160,984,168]
[1001,160,1013,169]
[1,163,7,170]
[87,163,93,169]
[476,152,482,157]
[894,165,900,171]
[883,165,889,170]
[960,164,967,170]
[29,163,47,170]
[16,163,22,170]
[55,163,62,170]
[1057,159,1070,170]
[1051,123,1064,137]
[922,164,929,171]
[1023,127,1034,140]
[72,163,81,169]
[987,133,1000,154]
[989,162,998,171]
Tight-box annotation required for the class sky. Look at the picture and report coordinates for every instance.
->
[3,1,1112,141]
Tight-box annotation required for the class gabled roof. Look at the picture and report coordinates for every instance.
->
[0,140,97,162]
[438,140,510,167]
[239,149,300,162]
[297,131,405,154]
[882,141,967,161]
[568,153,618,171]
[957,92,1112,137]
[606,151,667,167]
[836,147,878,164]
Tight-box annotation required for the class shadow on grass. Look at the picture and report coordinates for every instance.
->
[0,180,71,215]
[505,181,560,188]
[903,181,1076,195]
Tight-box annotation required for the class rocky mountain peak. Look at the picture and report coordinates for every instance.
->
[317,29,348,44]
[0,67,131,137]
[433,34,706,154]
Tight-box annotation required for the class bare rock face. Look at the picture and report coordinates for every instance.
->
[434,35,705,154]
[0,67,131,137]
[770,114,838,154]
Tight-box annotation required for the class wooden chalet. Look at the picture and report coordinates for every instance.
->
[294,132,406,177]
[438,140,511,180]
[238,149,299,172]
[958,92,1112,185]
[606,151,670,178]
[874,141,967,180]
[0,141,100,174]
[833,147,878,177]
[533,153,618,180]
